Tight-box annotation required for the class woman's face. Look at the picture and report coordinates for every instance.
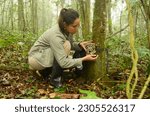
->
[65,18,80,34]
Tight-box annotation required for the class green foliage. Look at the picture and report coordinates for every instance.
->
[0,30,37,70]
[117,84,126,91]
[129,0,139,6]
[136,47,150,59]
[146,64,150,76]
[79,89,100,99]
[23,86,38,97]
[25,76,35,83]
[0,30,36,48]
[105,36,131,70]
[0,39,7,48]
[54,87,66,93]
[105,34,150,71]
[53,96,61,99]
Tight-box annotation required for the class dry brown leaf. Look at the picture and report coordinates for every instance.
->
[37,89,48,95]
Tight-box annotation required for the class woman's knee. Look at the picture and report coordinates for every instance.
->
[63,40,71,56]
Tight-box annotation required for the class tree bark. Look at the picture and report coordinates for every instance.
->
[18,0,26,38]
[107,0,112,35]
[1,0,6,32]
[140,0,150,49]
[10,0,14,30]
[83,0,109,83]
[78,0,91,39]
[42,0,46,32]
[30,0,38,34]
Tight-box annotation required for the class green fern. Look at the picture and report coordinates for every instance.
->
[79,89,100,99]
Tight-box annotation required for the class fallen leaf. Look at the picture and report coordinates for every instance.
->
[37,89,48,95]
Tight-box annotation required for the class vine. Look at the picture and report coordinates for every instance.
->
[126,0,150,99]
[125,0,139,99]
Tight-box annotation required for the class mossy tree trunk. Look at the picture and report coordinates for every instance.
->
[83,0,108,82]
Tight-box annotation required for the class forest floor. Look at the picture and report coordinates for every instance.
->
[0,68,149,99]
[0,46,150,99]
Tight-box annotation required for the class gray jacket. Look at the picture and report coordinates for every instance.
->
[28,24,82,68]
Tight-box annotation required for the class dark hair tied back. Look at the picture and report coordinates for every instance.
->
[60,8,67,14]
[58,8,79,34]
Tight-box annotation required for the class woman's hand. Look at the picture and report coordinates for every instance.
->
[79,40,95,51]
[82,54,98,61]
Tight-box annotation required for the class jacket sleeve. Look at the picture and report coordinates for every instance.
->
[49,35,83,68]
[68,35,82,51]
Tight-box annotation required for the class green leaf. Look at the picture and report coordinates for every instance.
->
[79,89,100,99]
[0,39,6,48]
[54,87,66,93]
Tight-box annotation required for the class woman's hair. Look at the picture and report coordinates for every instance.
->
[58,8,79,34]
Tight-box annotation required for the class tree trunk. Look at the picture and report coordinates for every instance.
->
[42,0,46,32]
[140,0,150,49]
[83,0,109,83]
[30,0,38,34]
[1,0,6,32]
[60,0,65,8]
[18,0,26,38]
[120,11,122,38]
[134,9,138,38]
[78,0,91,39]
[107,0,112,35]
[146,19,150,49]
[10,0,14,30]
[24,0,30,32]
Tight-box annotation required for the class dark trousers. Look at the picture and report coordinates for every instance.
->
[39,49,86,79]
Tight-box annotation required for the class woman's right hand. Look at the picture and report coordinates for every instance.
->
[82,54,98,61]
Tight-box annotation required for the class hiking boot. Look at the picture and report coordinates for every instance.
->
[49,76,62,88]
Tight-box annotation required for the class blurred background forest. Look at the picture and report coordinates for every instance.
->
[0,0,150,99]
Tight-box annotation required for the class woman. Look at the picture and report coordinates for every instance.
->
[28,8,98,88]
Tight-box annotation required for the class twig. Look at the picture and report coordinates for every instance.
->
[106,24,129,39]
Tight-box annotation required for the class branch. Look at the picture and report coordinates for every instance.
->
[106,24,129,39]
